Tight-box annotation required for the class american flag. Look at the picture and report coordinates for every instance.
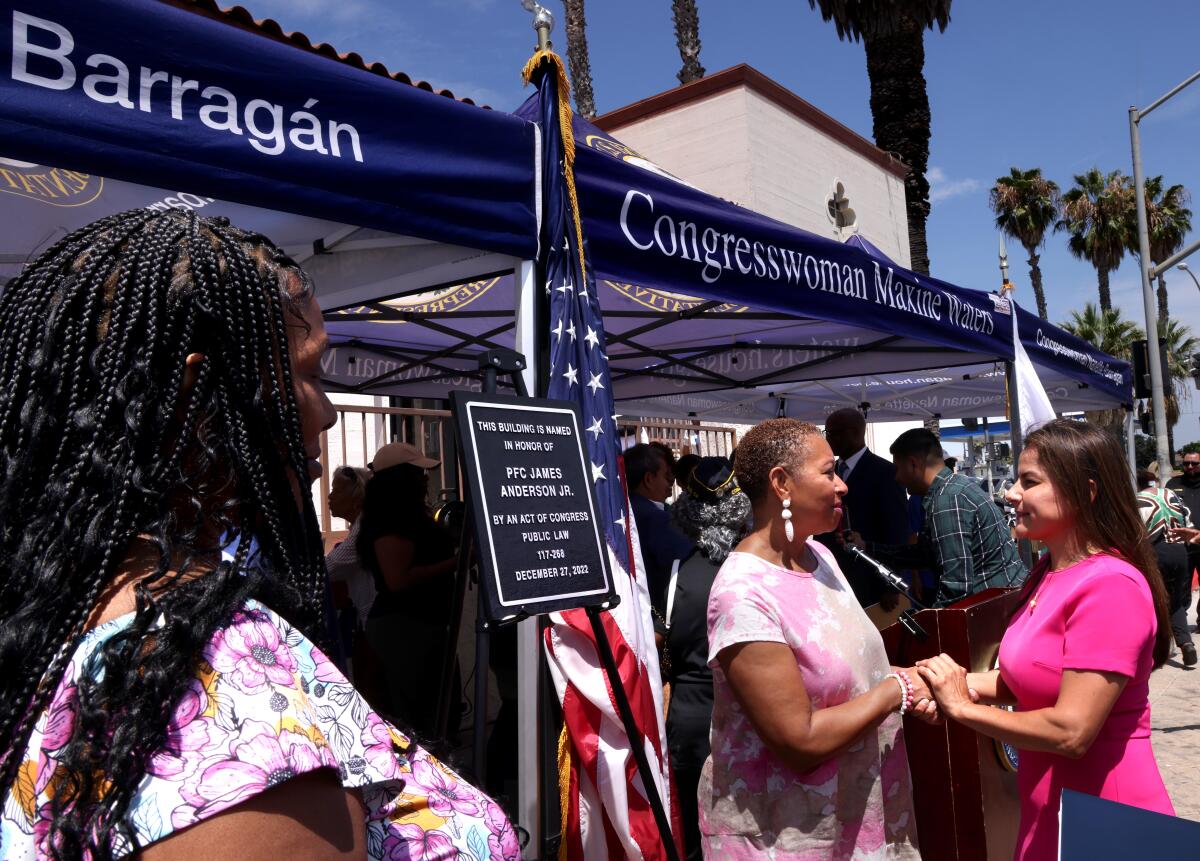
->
[528,54,676,860]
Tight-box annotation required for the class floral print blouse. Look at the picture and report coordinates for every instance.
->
[1,600,520,860]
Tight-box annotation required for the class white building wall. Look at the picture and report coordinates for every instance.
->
[601,84,911,268]
[602,88,755,208]
[742,90,911,267]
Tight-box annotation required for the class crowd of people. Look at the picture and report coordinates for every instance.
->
[0,209,1191,860]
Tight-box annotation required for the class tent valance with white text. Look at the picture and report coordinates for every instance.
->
[0,1,538,257]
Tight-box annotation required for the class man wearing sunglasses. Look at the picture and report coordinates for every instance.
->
[1167,452,1200,630]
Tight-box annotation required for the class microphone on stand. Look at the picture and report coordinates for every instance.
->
[842,533,930,641]
[843,541,928,611]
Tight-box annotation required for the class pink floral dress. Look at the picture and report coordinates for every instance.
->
[1,600,520,860]
[700,544,919,859]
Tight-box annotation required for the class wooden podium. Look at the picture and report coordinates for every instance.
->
[880,588,1023,861]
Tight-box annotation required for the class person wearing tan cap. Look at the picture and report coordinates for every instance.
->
[370,441,440,472]
[357,441,461,737]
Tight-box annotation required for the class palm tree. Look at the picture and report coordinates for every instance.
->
[805,1,953,275]
[1131,176,1192,321]
[1060,302,1143,360]
[1060,303,1143,435]
[989,168,1060,320]
[672,1,705,84]
[1157,316,1197,460]
[563,0,597,119]
[1057,168,1133,312]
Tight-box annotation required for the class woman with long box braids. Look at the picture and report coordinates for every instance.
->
[0,210,520,860]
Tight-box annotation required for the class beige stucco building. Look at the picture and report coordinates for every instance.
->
[594,64,912,268]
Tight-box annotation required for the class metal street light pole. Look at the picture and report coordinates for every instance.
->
[1129,68,1200,485]
[1178,262,1200,296]
[1129,110,1171,484]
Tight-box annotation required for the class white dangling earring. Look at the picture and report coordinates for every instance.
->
[781,497,794,543]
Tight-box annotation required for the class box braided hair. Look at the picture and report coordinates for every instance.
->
[0,209,328,858]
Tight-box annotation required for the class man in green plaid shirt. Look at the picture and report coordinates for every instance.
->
[847,428,1027,606]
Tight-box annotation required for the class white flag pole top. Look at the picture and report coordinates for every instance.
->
[1009,297,1057,434]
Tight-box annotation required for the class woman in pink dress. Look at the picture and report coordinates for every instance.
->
[917,419,1174,860]
[700,418,930,859]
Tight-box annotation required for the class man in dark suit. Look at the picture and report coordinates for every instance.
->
[626,443,695,617]
[819,408,912,607]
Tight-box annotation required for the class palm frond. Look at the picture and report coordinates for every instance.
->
[806,0,953,42]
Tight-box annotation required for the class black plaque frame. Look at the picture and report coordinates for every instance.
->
[450,390,617,622]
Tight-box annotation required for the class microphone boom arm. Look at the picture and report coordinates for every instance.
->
[844,539,930,641]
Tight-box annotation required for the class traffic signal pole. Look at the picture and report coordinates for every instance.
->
[1128,69,1200,485]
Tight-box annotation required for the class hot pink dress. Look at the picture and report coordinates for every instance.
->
[998,553,1174,860]
[700,544,919,859]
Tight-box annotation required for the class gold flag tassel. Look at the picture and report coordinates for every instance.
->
[557,720,572,861]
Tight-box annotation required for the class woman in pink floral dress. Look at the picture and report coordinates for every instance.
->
[0,211,519,860]
[701,418,927,859]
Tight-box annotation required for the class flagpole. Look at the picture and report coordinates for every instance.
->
[586,605,682,861]
[999,238,1031,566]
[517,10,560,857]
[999,236,1025,468]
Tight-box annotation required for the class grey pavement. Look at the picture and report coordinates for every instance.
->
[1150,598,1200,822]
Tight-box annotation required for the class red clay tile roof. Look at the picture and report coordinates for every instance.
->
[164,0,489,107]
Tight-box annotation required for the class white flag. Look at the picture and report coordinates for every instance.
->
[1010,299,1056,433]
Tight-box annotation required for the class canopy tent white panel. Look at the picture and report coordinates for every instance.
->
[0,168,525,331]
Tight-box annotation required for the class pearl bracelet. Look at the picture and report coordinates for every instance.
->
[897,669,915,714]
[885,671,915,716]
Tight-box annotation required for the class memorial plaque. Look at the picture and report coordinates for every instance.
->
[450,391,616,621]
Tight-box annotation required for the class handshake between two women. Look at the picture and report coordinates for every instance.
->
[897,652,986,725]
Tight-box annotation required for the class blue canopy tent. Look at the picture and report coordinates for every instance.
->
[564,111,1132,423]
[0,1,1132,454]
[319,103,1132,426]
[5,0,1121,422]
[0,0,540,322]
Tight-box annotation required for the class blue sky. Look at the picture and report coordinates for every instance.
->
[245,0,1200,442]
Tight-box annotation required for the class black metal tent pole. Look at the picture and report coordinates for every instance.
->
[435,517,474,742]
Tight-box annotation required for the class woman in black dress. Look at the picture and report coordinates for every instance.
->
[358,442,460,738]
[665,456,751,861]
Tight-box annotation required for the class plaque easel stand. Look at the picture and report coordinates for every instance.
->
[435,349,529,782]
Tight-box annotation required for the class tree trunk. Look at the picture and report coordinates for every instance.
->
[1085,408,1126,441]
[563,0,596,119]
[1156,273,1170,322]
[1097,267,1112,311]
[863,16,932,275]
[1026,248,1047,319]
[672,0,705,84]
